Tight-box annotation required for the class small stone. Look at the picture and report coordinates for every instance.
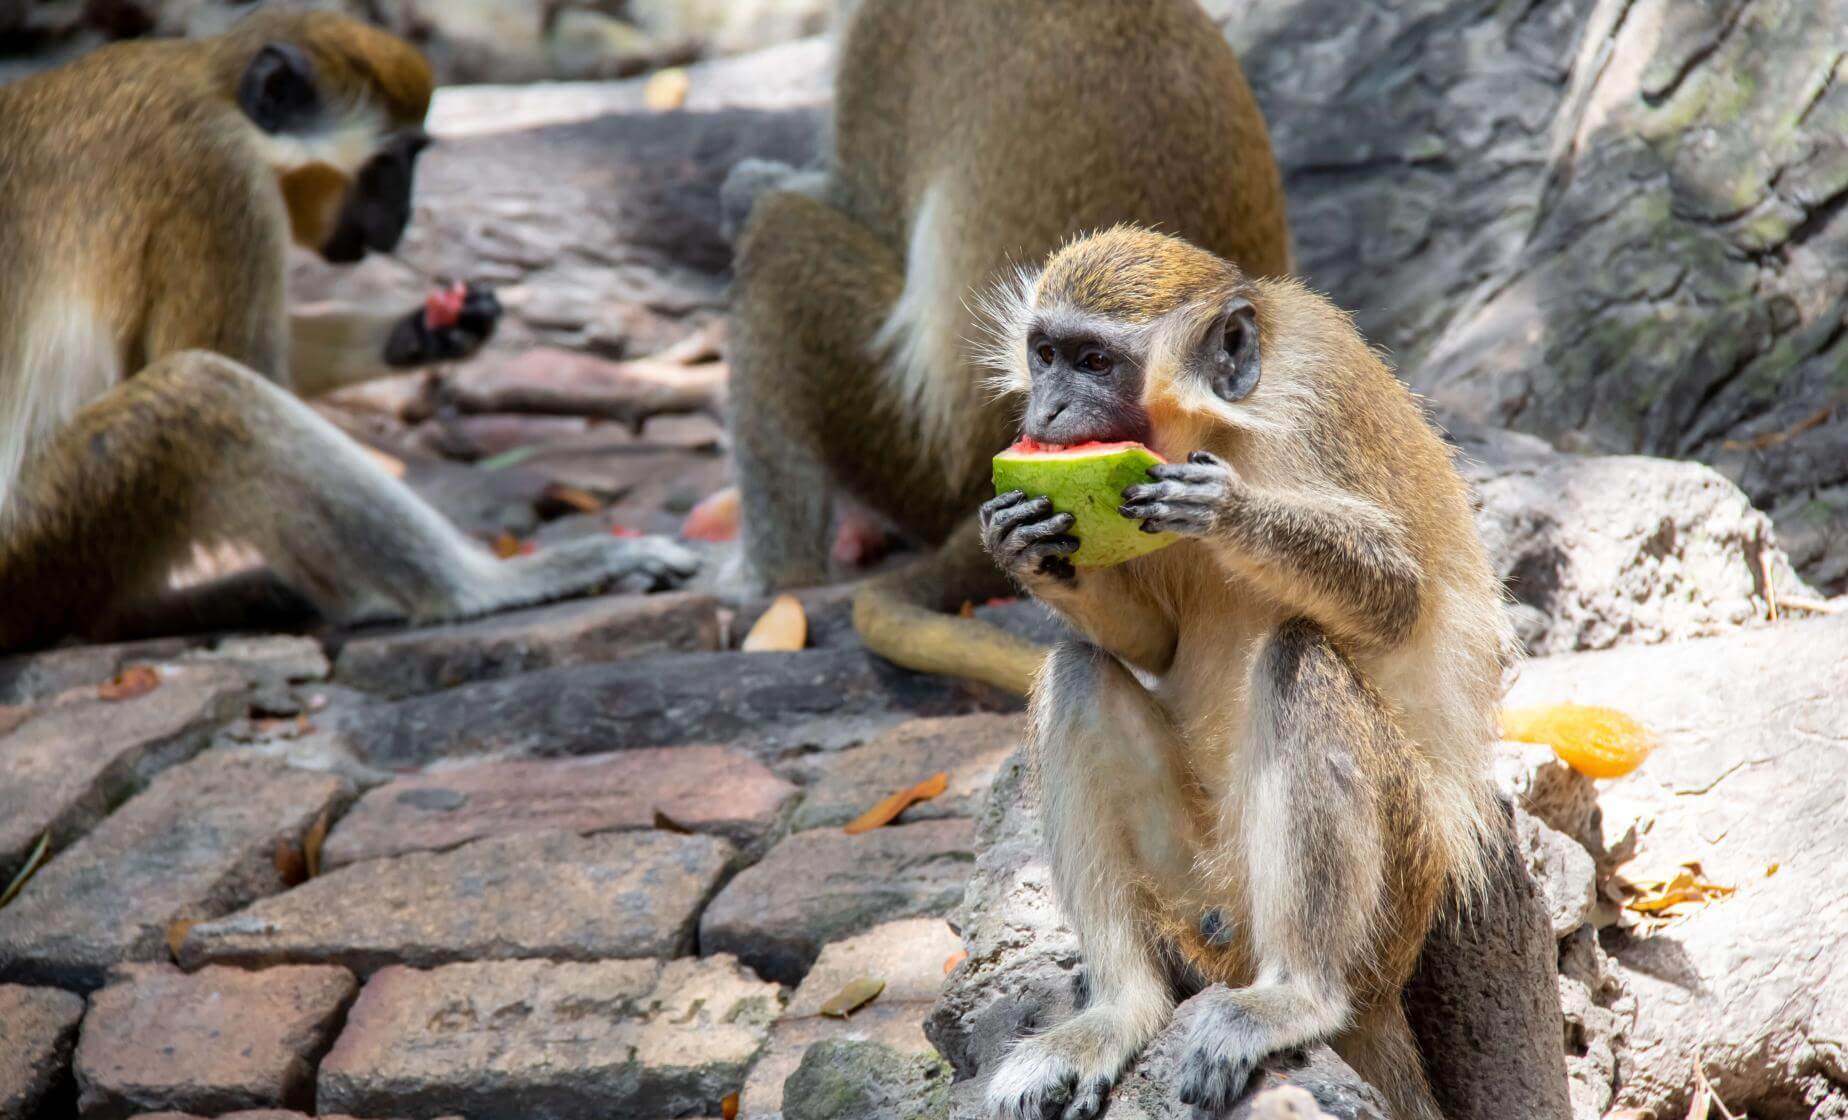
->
[0,638,193,705]
[701,820,975,984]
[183,830,733,974]
[790,714,1024,831]
[1515,809,1597,939]
[317,956,780,1120]
[0,756,349,991]
[0,984,85,1120]
[0,665,247,882]
[73,963,356,1119]
[332,592,722,698]
[321,745,794,868]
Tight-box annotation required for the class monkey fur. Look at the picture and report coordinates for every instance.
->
[725,0,1290,693]
[976,227,1510,1120]
[0,8,696,651]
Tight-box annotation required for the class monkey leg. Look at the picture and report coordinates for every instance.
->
[1176,618,1442,1120]
[987,641,1196,1120]
[729,188,968,590]
[0,351,696,651]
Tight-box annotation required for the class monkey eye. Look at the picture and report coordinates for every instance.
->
[1032,340,1057,366]
[1076,349,1114,375]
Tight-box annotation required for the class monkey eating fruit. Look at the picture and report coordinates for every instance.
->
[989,439,1179,567]
[976,227,1510,1120]
[0,8,698,651]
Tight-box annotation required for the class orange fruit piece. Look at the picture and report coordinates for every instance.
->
[1501,703,1655,779]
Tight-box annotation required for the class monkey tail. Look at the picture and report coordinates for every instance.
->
[850,517,1048,697]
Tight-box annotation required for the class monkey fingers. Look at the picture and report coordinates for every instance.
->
[1174,991,1265,1115]
[980,492,1079,581]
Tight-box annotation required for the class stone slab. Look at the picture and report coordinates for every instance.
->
[0,756,350,991]
[701,820,976,985]
[74,963,355,1119]
[317,956,779,1120]
[0,984,86,1120]
[321,745,794,868]
[790,714,1023,831]
[183,830,734,975]
[0,665,247,882]
[332,592,721,698]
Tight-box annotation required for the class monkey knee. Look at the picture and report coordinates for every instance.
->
[1255,618,1374,713]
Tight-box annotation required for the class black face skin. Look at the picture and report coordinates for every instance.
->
[1021,323,1151,446]
[318,129,430,265]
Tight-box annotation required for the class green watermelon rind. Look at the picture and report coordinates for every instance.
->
[991,443,1179,568]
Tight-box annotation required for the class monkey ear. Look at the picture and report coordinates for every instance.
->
[1207,297,1261,403]
[238,43,320,134]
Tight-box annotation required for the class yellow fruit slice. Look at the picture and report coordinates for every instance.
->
[1501,703,1655,779]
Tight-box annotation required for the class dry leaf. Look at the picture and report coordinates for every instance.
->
[1765,863,1780,877]
[541,481,605,514]
[682,486,741,542]
[304,808,331,879]
[644,67,690,111]
[1616,859,1734,927]
[958,600,976,619]
[0,831,50,909]
[944,948,969,974]
[721,1092,739,1120]
[493,533,535,559]
[1501,704,1655,778]
[166,918,196,961]
[363,445,407,479]
[844,771,949,835]
[743,594,807,652]
[819,976,885,1018]
[652,809,693,834]
[98,665,161,701]
[274,837,308,886]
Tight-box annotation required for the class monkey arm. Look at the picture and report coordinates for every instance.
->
[1032,569,1179,675]
[1122,455,1422,650]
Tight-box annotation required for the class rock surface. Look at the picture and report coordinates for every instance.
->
[0,984,85,1120]
[702,820,977,985]
[1509,614,1848,1118]
[0,756,349,990]
[320,745,795,867]
[1222,0,1848,591]
[789,713,1025,831]
[782,1039,953,1120]
[317,956,780,1120]
[331,592,722,698]
[182,829,732,974]
[0,665,246,882]
[73,963,356,1119]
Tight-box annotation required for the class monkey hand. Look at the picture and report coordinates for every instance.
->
[1119,451,1241,539]
[383,281,502,367]
[981,491,1079,585]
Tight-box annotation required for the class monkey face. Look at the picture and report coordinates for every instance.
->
[317,129,429,264]
[1020,317,1153,447]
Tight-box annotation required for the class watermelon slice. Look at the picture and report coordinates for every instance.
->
[991,439,1179,568]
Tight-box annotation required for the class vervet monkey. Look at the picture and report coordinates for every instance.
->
[0,8,696,651]
[977,228,1508,1120]
[725,0,1290,693]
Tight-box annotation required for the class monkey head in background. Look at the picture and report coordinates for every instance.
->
[0,8,697,652]
[974,226,1511,1120]
[725,0,1290,694]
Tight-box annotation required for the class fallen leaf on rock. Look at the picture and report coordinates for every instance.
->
[819,976,885,1018]
[682,486,740,541]
[98,665,161,701]
[944,948,969,974]
[1616,860,1733,928]
[0,831,50,909]
[843,771,949,835]
[958,601,976,619]
[304,808,330,879]
[493,533,536,559]
[722,1092,739,1120]
[1501,703,1655,778]
[540,481,606,515]
[166,918,196,961]
[743,594,807,652]
[644,67,690,111]
[274,837,307,887]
